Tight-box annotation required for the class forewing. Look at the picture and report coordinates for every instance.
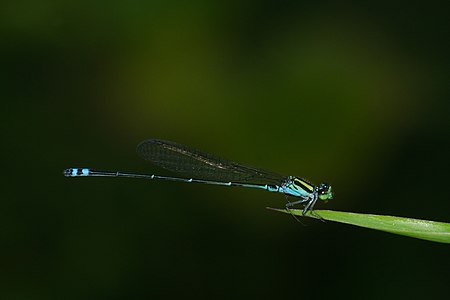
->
[136,139,282,184]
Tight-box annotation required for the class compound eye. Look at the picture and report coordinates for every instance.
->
[319,183,330,193]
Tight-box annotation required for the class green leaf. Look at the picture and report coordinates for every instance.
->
[268,208,450,244]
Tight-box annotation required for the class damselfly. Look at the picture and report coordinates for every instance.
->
[64,139,333,217]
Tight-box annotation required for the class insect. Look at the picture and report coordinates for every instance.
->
[64,139,333,218]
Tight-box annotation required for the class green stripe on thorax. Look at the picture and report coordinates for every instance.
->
[293,177,315,193]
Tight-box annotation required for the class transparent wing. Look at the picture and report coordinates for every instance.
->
[136,139,284,184]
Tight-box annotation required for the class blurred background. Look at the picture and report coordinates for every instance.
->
[1,1,449,299]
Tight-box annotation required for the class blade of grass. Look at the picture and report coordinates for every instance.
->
[267,208,450,244]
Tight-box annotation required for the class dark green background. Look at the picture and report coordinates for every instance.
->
[2,1,449,299]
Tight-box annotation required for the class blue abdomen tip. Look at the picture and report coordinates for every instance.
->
[64,168,90,177]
